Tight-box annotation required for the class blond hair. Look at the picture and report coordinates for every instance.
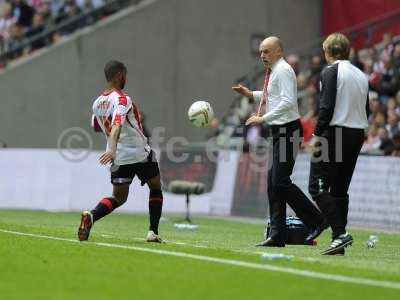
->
[322,33,350,60]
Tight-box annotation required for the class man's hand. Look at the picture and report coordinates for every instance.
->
[308,135,322,156]
[100,124,121,165]
[245,115,264,126]
[99,151,115,165]
[232,84,253,99]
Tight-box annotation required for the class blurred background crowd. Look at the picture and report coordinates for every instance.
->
[0,0,135,67]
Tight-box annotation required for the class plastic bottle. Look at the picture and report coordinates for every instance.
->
[174,223,198,230]
[365,235,379,248]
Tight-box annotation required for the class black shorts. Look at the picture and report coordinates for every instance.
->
[110,150,160,186]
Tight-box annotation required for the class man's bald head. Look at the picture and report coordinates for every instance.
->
[259,36,284,68]
[261,36,283,51]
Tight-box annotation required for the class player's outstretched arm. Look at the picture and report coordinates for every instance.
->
[99,124,121,165]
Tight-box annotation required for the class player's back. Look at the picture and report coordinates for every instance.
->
[92,89,150,165]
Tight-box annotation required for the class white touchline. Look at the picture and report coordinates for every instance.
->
[1,229,400,290]
[102,233,318,261]
[103,234,211,249]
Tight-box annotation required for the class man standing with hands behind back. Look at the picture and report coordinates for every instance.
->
[233,36,325,247]
[309,33,369,255]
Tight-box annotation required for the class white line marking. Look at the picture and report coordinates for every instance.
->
[102,232,317,260]
[101,231,213,249]
[1,229,399,290]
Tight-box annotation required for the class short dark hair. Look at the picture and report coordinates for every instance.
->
[104,60,126,82]
[323,33,350,60]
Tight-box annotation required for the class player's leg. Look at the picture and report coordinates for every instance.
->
[146,174,163,242]
[78,184,130,241]
[136,150,164,243]
[91,184,129,222]
[78,164,133,241]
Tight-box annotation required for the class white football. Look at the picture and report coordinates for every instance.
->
[188,101,214,127]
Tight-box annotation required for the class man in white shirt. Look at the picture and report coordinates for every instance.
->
[233,36,325,247]
[309,33,369,255]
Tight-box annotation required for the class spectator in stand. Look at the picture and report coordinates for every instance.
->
[286,54,300,75]
[6,23,26,59]
[50,0,64,18]
[11,0,35,28]
[377,32,394,61]
[77,0,101,26]
[377,126,395,155]
[361,123,380,153]
[374,111,386,127]
[307,54,323,88]
[386,109,400,139]
[56,0,84,35]
[0,1,16,42]
[297,72,309,116]
[37,0,53,24]
[378,57,400,102]
[362,124,395,156]
[392,43,400,69]
[28,0,44,11]
[26,12,48,51]
[349,47,364,71]
[80,0,95,12]
[364,58,380,91]
[368,92,382,122]
[76,0,105,10]
[387,97,397,111]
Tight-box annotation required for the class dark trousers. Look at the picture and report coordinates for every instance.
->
[268,119,324,243]
[308,126,364,239]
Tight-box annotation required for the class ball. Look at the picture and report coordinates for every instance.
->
[188,101,214,128]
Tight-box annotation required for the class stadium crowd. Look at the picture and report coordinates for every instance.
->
[216,32,400,157]
[0,0,135,67]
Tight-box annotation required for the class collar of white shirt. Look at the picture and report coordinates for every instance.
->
[331,59,349,65]
[271,57,284,72]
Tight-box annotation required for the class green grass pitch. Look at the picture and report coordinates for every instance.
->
[0,210,399,299]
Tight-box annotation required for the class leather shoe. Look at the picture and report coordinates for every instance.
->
[256,238,285,247]
[305,221,328,244]
[322,233,353,255]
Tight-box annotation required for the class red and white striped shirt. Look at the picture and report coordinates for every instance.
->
[92,89,150,165]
